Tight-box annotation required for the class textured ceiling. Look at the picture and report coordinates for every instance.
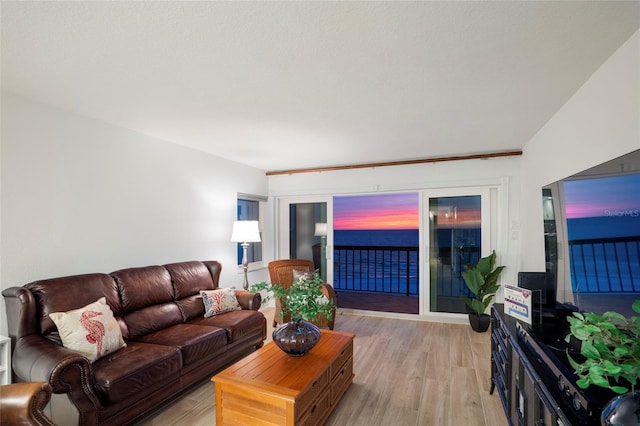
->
[2,1,639,172]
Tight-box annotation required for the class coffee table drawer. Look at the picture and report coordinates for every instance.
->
[331,356,353,405]
[295,370,329,420]
[330,340,353,378]
[298,387,331,426]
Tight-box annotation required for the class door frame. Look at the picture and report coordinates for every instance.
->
[272,183,505,322]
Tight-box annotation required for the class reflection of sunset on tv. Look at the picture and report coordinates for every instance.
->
[563,173,640,240]
[563,174,640,219]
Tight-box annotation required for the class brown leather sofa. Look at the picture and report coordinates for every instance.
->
[2,260,266,426]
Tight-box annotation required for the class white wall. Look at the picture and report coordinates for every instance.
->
[0,93,269,336]
[519,29,640,282]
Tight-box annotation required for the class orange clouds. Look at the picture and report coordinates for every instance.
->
[334,197,419,230]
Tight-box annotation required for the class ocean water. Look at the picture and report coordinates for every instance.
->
[334,229,418,247]
[567,216,640,240]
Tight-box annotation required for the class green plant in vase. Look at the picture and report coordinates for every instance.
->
[250,271,335,323]
[251,271,335,356]
[460,250,505,332]
[565,299,640,395]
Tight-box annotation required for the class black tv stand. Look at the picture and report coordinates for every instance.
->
[491,304,577,426]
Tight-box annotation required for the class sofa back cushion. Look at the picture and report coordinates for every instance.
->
[166,261,219,321]
[202,260,222,288]
[25,273,122,344]
[111,266,182,340]
[165,261,215,298]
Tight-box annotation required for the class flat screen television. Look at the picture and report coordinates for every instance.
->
[518,272,556,315]
[542,149,640,318]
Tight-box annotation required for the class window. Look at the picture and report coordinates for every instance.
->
[237,195,264,264]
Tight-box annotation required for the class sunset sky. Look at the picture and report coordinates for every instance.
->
[563,174,640,219]
[333,193,419,230]
[332,174,640,231]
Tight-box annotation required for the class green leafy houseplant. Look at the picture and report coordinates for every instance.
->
[565,300,640,394]
[461,250,505,317]
[250,272,335,323]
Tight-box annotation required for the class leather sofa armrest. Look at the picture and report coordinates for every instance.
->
[0,381,56,426]
[2,286,39,342]
[13,335,102,426]
[234,290,261,311]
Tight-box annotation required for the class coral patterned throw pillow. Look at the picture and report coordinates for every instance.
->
[201,288,241,318]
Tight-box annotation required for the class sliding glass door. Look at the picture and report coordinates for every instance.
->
[425,189,492,314]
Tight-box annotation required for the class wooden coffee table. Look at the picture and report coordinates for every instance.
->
[213,329,355,426]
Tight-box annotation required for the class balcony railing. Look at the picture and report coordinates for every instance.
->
[432,246,480,300]
[333,245,419,296]
[333,238,640,299]
[332,245,482,299]
[569,236,640,293]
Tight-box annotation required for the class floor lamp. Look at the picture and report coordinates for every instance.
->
[231,220,261,290]
[314,223,327,279]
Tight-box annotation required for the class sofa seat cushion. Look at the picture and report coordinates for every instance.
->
[189,310,265,343]
[135,323,228,365]
[92,341,181,405]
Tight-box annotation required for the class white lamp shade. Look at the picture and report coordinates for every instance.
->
[231,221,261,242]
[314,223,328,237]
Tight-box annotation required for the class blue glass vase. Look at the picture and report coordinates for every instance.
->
[601,391,640,426]
[272,319,321,356]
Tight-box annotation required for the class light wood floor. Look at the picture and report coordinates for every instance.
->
[137,308,507,426]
